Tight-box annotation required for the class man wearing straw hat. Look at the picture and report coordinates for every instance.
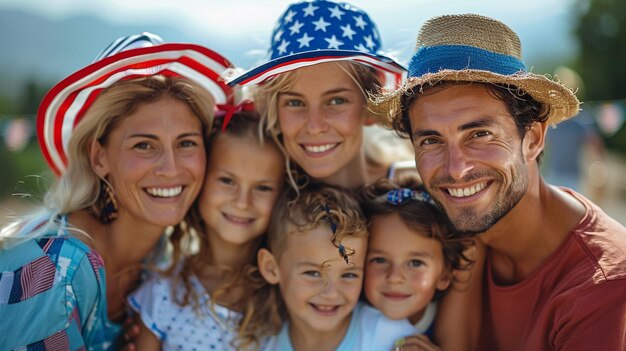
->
[372,14,626,351]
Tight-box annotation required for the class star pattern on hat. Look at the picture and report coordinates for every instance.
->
[270,0,382,59]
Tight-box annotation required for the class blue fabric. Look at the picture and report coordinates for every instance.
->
[228,0,406,86]
[0,215,120,350]
[269,0,383,59]
[262,302,417,350]
[408,45,527,78]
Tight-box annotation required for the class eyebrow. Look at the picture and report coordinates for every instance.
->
[280,87,354,98]
[459,117,497,131]
[368,248,434,258]
[127,132,202,140]
[296,261,364,270]
[412,117,497,140]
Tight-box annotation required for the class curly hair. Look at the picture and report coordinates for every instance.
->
[360,178,474,297]
[236,183,368,350]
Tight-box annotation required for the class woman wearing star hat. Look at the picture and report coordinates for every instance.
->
[229,0,407,190]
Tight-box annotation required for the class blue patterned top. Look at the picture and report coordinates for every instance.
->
[0,215,120,350]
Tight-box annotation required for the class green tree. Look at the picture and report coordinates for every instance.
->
[573,0,626,101]
[573,0,626,156]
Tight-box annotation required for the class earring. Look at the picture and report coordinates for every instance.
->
[100,179,118,223]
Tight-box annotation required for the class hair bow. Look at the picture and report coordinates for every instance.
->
[215,100,255,131]
[386,188,435,206]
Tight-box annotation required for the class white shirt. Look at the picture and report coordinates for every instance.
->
[128,274,241,351]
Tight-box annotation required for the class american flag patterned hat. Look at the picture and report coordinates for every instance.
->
[228,0,406,87]
[37,33,235,175]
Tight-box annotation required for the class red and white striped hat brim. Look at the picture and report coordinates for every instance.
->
[37,43,234,175]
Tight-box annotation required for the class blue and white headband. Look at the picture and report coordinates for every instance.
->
[379,188,436,206]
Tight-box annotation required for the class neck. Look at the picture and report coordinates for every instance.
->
[69,209,164,271]
[289,316,351,351]
[479,177,586,284]
[206,227,258,269]
[408,308,425,325]
[317,148,368,189]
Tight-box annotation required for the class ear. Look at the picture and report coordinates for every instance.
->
[258,248,280,285]
[436,269,453,291]
[362,106,377,126]
[89,139,110,178]
[523,121,548,163]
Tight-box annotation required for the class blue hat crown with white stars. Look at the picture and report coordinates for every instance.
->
[270,0,381,59]
[227,0,405,87]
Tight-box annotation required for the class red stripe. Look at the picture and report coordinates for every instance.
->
[239,54,404,86]
[86,251,105,282]
[37,43,235,175]
[20,255,56,300]
[43,329,70,350]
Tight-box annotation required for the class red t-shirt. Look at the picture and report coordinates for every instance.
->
[478,190,626,351]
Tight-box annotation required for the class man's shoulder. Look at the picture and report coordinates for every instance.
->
[570,192,626,282]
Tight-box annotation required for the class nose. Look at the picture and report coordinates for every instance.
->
[154,147,178,177]
[386,264,405,284]
[445,145,474,180]
[306,107,328,136]
[232,186,251,210]
[318,278,340,299]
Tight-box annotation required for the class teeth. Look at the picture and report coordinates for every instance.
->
[224,214,253,224]
[304,143,337,153]
[447,182,486,198]
[146,186,183,198]
[314,304,336,311]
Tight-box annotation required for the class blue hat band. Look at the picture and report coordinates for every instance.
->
[408,45,527,78]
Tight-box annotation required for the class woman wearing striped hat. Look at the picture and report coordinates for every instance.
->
[0,33,236,350]
[229,0,407,190]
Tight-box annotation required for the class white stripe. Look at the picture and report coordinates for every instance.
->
[239,54,404,86]
[43,48,231,173]
[0,271,14,304]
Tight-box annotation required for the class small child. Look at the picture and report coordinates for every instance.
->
[360,179,472,341]
[128,109,286,350]
[240,183,417,351]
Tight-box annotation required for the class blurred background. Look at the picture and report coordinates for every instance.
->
[0,0,624,224]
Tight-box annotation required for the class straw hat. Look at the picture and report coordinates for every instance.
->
[372,14,580,127]
[37,33,235,175]
[227,0,406,88]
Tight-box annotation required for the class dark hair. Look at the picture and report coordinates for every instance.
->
[397,81,549,163]
[360,178,473,298]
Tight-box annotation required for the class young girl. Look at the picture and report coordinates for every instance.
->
[360,179,474,348]
[241,183,417,351]
[228,0,408,189]
[128,110,286,350]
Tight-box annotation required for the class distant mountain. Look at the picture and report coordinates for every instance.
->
[0,7,576,104]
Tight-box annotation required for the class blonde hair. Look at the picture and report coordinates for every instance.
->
[237,183,367,349]
[1,76,215,248]
[165,112,286,336]
[253,62,383,189]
